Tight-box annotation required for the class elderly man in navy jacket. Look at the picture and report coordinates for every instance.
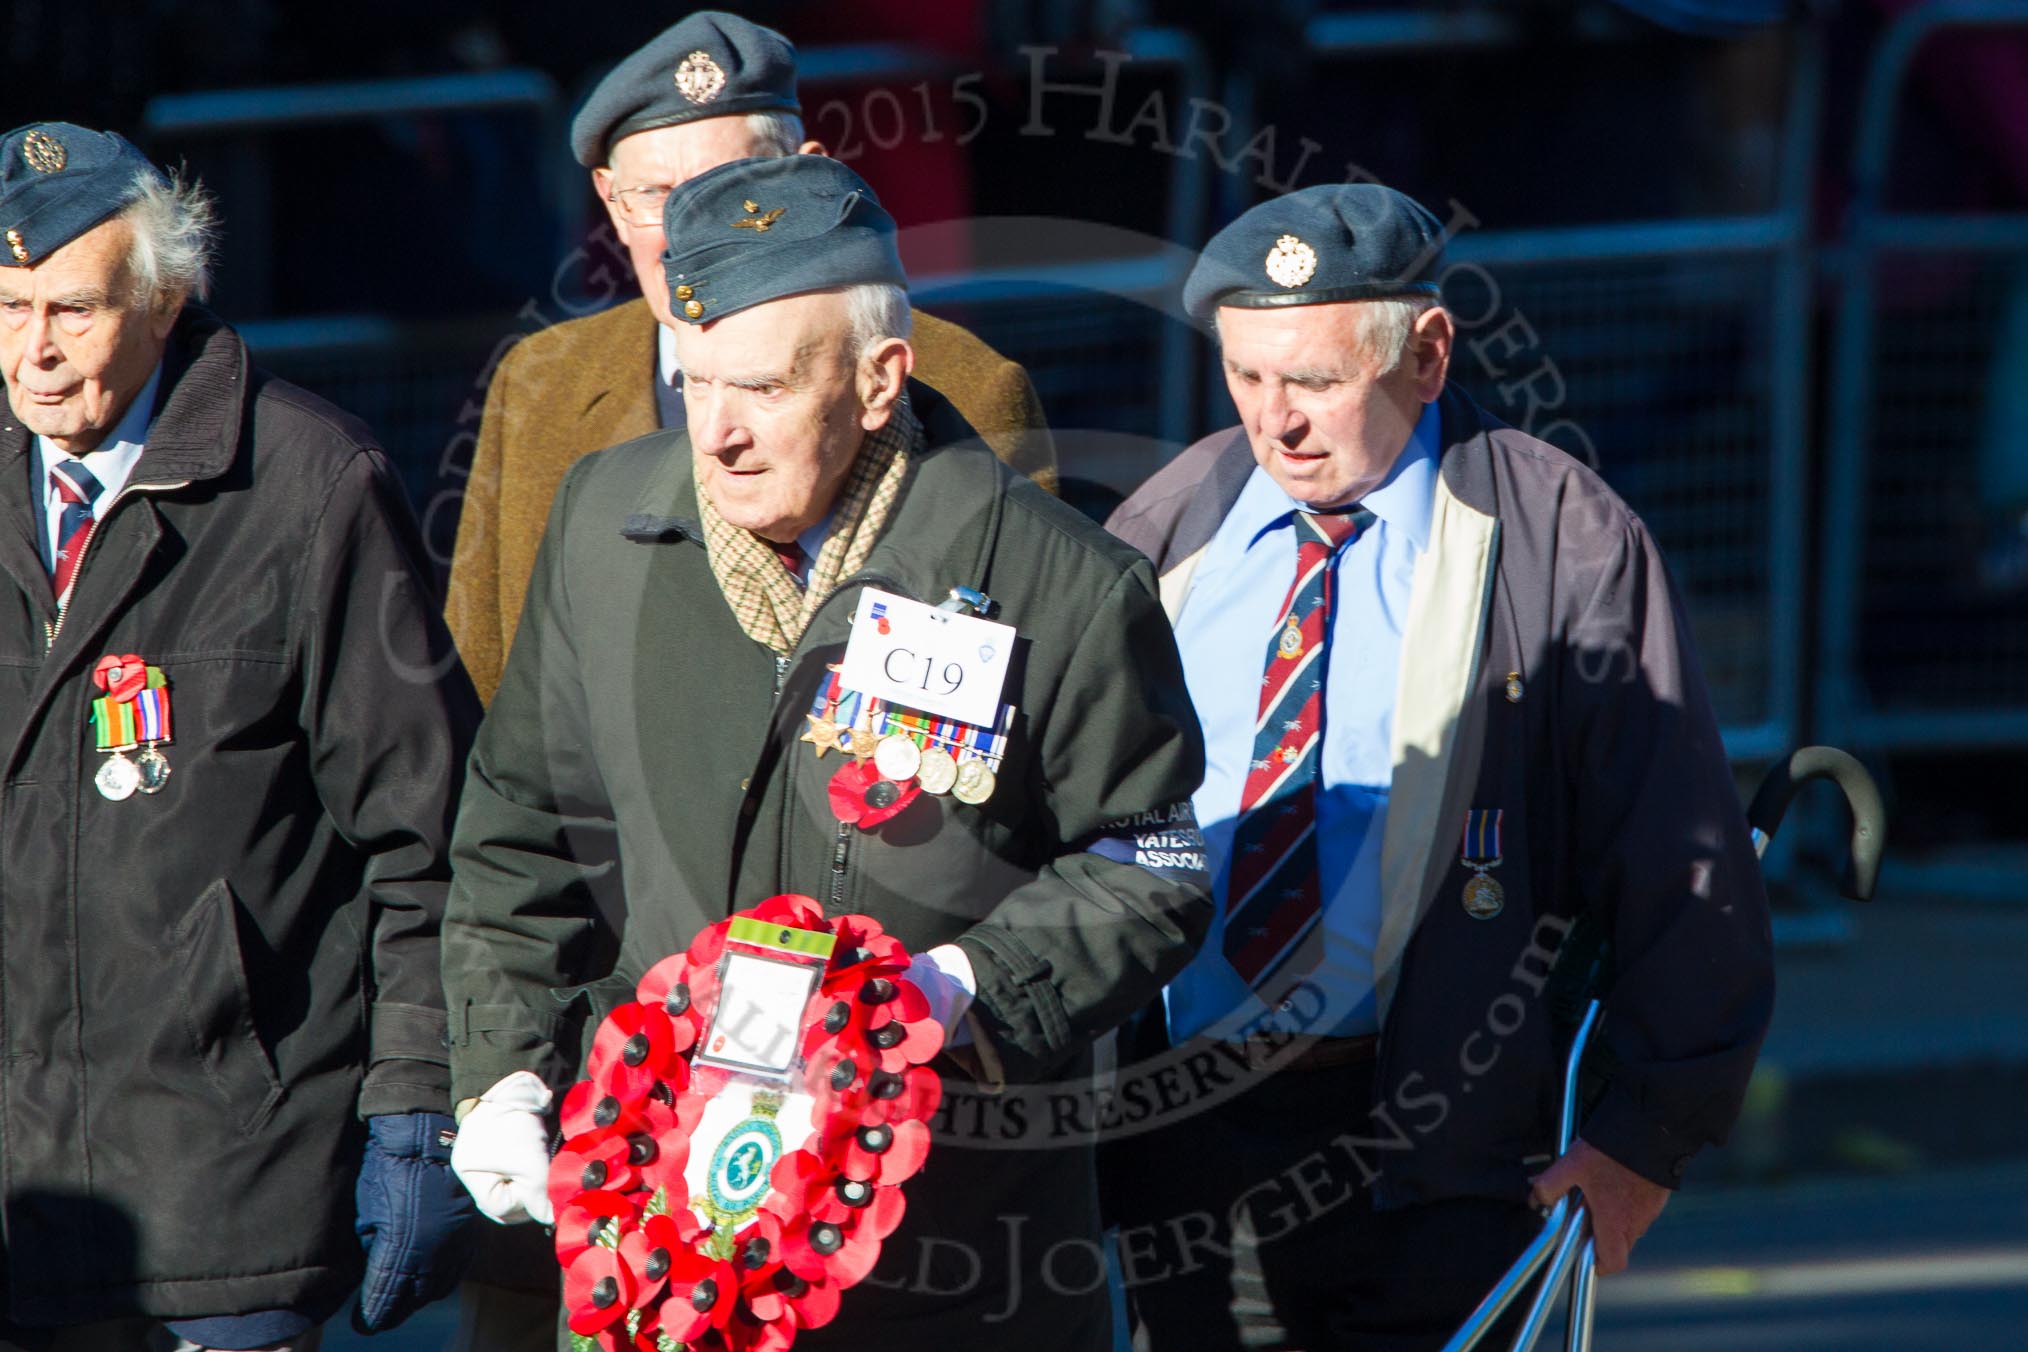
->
[1105,184,1773,1350]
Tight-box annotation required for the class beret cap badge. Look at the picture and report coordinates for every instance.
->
[675,49,728,106]
[1265,233,1318,289]
[21,131,67,174]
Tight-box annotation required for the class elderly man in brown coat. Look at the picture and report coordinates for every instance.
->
[447,12,1053,705]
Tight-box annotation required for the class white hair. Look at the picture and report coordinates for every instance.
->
[743,111,806,158]
[1355,295,1442,375]
[1214,293,1442,375]
[120,166,218,310]
[842,282,911,362]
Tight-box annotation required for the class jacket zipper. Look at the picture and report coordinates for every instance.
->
[827,820,853,910]
[42,479,190,652]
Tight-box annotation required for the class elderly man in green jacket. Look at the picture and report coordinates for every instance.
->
[442,153,1209,1351]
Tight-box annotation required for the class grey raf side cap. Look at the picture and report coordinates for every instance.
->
[0,122,164,267]
[570,11,800,168]
[661,155,905,326]
[1182,183,1447,321]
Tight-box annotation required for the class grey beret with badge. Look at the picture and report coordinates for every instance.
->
[660,155,905,325]
[569,11,801,168]
[0,122,164,267]
[1182,182,1447,321]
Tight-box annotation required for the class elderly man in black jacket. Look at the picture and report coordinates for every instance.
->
[0,123,478,1349]
[443,155,1210,1351]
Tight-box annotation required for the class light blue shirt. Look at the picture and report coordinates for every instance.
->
[1165,402,1441,1043]
[35,362,163,573]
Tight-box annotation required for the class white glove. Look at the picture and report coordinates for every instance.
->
[450,1070,555,1226]
[907,944,977,1047]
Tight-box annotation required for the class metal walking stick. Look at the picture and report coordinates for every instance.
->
[1441,746,1887,1352]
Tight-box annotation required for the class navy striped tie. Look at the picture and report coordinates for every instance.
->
[49,459,105,607]
[1221,506,1375,993]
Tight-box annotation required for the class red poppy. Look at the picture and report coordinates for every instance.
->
[861,1003,943,1072]
[827,761,920,829]
[634,955,705,1055]
[555,1190,636,1267]
[819,916,910,994]
[799,993,869,1065]
[730,1301,810,1352]
[588,1002,689,1103]
[565,1245,637,1336]
[816,1115,931,1186]
[549,1131,637,1201]
[616,1212,691,1309]
[764,1148,835,1220]
[630,1095,701,1199]
[560,1078,648,1140]
[724,1208,786,1311]
[857,1064,943,1128]
[656,1250,739,1343]
[777,1189,903,1289]
[745,1259,843,1332]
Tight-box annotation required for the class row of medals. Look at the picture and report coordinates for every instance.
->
[830,715,996,809]
[97,745,170,801]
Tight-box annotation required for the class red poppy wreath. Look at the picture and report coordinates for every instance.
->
[552,894,944,1351]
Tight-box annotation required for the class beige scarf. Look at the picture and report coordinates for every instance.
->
[696,404,921,655]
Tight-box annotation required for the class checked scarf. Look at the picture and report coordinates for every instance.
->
[696,403,921,655]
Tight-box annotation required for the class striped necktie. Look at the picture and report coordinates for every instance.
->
[49,459,105,609]
[766,538,806,588]
[1221,505,1375,992]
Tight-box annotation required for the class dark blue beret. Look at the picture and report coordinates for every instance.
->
[0,123,164,267]
[1183,184,1446,321]
[570,12,800,168]
[661,155,905,326]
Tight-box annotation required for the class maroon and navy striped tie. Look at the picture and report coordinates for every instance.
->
[1221,506,1375,991]
[49,459,105,610]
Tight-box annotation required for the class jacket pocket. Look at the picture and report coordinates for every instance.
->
[170,878,286,1136]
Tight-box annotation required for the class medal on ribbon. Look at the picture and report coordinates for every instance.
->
[88,654,171,801]
[1460,808,1505,919]
[808,679,1016,821]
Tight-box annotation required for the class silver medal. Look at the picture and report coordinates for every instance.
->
[135,746,172,794]
[916,746,958,795]
[951,757,996,806]
[873,734,922,783]
[95,752,141,802]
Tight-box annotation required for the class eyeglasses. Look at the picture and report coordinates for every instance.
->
[607,183,674,228]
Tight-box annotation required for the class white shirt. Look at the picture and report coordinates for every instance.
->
[36,362,163,572]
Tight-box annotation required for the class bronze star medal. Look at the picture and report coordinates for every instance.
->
[848,715,880,765]
[802,714,846,759]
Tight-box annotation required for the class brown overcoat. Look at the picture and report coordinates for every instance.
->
[445,298,1053,702]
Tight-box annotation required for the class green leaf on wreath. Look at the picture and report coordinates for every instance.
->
[571,1335,598,1352]
[645,1186,670,1218]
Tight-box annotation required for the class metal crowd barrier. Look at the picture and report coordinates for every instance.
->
[1297,13,1822,773]
[140,69,572,316]
[1818,0,2028,900]
[913,27,1217,461]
